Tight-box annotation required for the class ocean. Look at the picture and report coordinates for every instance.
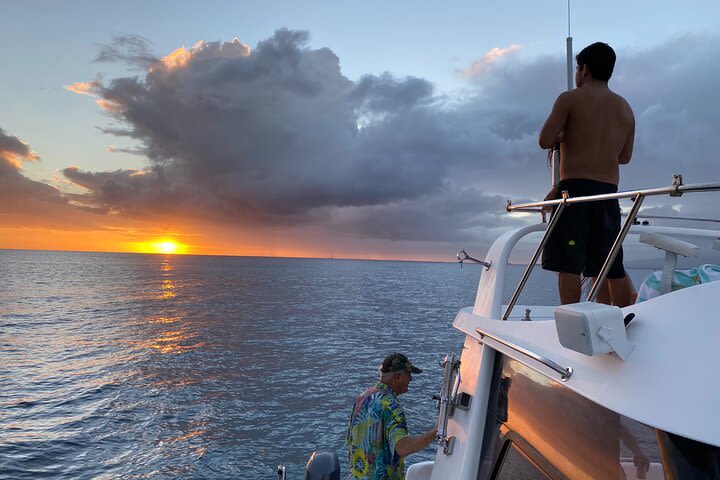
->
[0,250,651,479]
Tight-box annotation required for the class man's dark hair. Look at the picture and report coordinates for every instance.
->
[576,42,616,82]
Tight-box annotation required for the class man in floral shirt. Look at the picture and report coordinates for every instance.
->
[346,353,438,480]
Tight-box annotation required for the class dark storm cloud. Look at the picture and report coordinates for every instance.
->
[67,29,477,233]
[617,36,720,185]
[352,73,435,112]
[54,29,720,245]
[331,187,520,243]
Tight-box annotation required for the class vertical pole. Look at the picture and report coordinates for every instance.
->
[566,0,573,91]
[566,37,573,91]
[502,192,568,320]
[552,32,572,189]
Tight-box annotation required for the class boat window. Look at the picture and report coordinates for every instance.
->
[487,355,670,479]
[493,442,550,480]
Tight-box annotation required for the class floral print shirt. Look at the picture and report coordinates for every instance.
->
[346,382,409,480]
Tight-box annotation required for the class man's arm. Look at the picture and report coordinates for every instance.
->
[619,118,635,165]
[539,92,570,149]
[395,428,438,458]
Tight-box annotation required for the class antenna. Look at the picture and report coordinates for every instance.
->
[553,0,573,188]
[567,0,571,37]
[566,0,573,91]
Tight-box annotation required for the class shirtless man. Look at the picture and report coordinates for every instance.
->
[538,42,636,306]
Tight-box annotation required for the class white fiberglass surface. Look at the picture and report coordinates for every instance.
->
[459,280,720,447]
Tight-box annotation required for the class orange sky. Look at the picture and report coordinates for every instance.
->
[0,222,451,261]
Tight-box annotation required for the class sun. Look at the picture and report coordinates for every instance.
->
[157,241,178,254]
[132,239,187,254]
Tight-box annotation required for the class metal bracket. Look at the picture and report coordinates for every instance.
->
[439,435,456,455]
[670,173,684,197]
[457,249,491,270]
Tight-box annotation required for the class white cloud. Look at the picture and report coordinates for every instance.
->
[64,80,100,96]
[460,44,522,77]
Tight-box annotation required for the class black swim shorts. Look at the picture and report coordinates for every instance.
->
[541,179,626,279]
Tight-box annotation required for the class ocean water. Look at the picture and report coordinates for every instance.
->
[0,250,649,479]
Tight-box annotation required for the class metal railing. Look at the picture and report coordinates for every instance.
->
[501,191,568,320]
[476,328,573,381]
[501,175,720,321]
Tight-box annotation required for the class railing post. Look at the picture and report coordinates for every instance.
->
[502,191,568,321]
[588,193,645,302]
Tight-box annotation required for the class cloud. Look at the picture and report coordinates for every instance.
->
[65,30,720,244]
[64,80,100,96]
[6,29,720,258]
[0,128,39,170]
[94,34,158,68]
[66,29,481,229]
[460,44,522,78]
[157,38,251,72]
[614,37,720,186]
[107,145,145,155]
[329,186,523,244]
[0,129,89,228]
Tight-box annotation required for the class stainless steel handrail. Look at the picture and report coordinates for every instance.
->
[631,214,720,223]
[476,328,573,381]
[506,181,720,212]
[501,192,568,321]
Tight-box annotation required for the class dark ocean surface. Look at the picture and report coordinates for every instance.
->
[0,250,651,479]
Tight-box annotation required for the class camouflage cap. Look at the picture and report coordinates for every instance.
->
[380,353,422,374]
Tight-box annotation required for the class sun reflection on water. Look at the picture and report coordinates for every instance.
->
[155,258,177,299]
[136,258,206,354]
[163,430,205,443]
[139,329,204,355]
[148,315,179,325]
[158,279,176,299]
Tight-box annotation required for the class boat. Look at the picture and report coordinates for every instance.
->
[405,177,720,480]
[287,178,720,480]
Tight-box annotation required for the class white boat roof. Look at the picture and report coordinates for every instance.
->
[454,280,720,447]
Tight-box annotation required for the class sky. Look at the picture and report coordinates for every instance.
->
[2,0,720,261]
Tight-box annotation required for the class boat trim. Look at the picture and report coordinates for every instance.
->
[475,328,573,382]
[506,179,720,211]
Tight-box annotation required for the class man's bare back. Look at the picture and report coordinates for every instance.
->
[539,41,637,308]
[539,67,635,185]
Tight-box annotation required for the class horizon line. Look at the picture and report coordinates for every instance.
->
[0,247,463,264]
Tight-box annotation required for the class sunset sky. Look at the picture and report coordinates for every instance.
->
[2,1,720,261]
